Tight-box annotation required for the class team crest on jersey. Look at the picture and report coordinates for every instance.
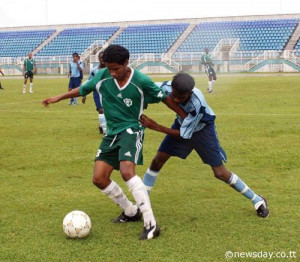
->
[123,98,132,107]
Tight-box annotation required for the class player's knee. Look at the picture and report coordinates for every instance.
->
[120,168,135,181]
[92,174,108,189]
[150,156,165,171]
[213,169,229,182]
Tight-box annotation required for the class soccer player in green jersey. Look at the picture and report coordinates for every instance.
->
[201,48,217,93]
[42,45,187,240]
[23,52,36,93]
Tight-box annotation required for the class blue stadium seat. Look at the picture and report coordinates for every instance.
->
[0,29,55,57]
[37,26,119,56]
[177,18,299,54]
[112,23,189,54]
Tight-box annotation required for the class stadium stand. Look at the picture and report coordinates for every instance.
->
[294,39,300,56]
[177,18,299,56]
[1,14,300,73]
[112,23,189,53]
[36,26,119,56]
[0,29,55,57]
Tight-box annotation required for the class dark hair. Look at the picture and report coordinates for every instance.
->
[171,73,195,94]
[103,45,129,65]
[72,52,79,57]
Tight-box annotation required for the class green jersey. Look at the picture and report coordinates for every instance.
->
[201,53,213,65]
[24,58,35,72]
[79,68,166,135]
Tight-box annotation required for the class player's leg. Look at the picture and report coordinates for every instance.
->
[95,134,141,225]
[143,120,192,194]
[193,124,269,218]
[72,78,81,105]
[29,75,33,93]
[92,160,138,219]
[119,128,160,239]
[208,70,214,93]
[211,69,217,89]
[206,66,213,93]
[211,165,269,218]
[143,151,170,193]
[68,78,74,105]
[120,160,159,240]
[0,80,3,90]
[23,75,28,93]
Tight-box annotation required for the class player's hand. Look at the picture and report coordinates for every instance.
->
[139,114,158,130]
[42,97,60,107]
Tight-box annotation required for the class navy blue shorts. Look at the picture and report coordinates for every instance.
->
[93,90,103,111]
[158,120,227,167]
[68,77,82,89]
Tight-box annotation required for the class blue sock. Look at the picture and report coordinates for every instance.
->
[73,97,78,105]
[143,168,159,194]
[228,173,262,206]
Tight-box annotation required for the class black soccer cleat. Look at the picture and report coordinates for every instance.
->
[255,195,269,218]
[140,224,160,240]
[112,209,142,223]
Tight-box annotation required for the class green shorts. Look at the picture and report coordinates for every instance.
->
[95,128,144,170]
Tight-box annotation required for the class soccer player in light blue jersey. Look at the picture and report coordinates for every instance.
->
[68,52,84,105]
[141,73,269,219]
[82,51,107,134]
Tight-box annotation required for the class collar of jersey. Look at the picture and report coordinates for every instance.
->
[114,67,134,91]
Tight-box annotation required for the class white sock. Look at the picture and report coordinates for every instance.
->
[23,84,26,91]
[99,113,107,134]
[208,81,213,91]
[101,180,137,217]
[126,175,156,229]
[29,83,33,91]
[212,80,216,88]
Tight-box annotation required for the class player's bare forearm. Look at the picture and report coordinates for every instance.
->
[163,96,187,119]
[42,87,80,107]
[140,114,180,137]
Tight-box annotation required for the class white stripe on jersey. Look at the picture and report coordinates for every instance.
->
[131,83,144,118]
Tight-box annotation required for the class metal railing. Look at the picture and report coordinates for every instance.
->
[244,50,282,71]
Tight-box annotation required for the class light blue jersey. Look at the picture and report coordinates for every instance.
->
[88,65,100,80]
[158,81,215,139]
[69,61,84,78]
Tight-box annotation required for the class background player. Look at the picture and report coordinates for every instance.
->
[0,66,4,90]
[22,52,36,93]
[42,45,187,240]
[68,52,84,105]
[141,73,269,219]
[82,51,107,134]
[201,48,217,93]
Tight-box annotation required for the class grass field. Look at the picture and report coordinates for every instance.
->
[0,75,299,262]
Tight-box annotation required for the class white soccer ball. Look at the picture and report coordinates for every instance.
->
[63,210,91,238]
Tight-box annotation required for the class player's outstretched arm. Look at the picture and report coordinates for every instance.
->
[140,114,180,137]
[162,96,187,119]
[42,87,80,107]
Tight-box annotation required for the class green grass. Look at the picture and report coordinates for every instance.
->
[0,75,299,262]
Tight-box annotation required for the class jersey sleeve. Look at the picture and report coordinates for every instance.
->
[142,76,166,104]
[180,111,204,139]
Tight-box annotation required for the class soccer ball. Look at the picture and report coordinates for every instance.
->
[63,210,91,238]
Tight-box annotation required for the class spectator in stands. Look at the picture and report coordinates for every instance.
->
[82,51,107,135]
[0,66,4,90]
[68,52,84,105]
[201,48,217,93]
[23,52,36,93]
